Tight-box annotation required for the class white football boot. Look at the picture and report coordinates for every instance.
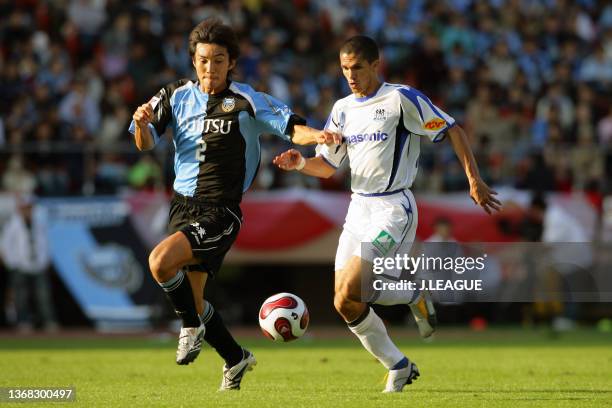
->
[219,349,257,391]
[383,359,420,393]
[176,324,205,365]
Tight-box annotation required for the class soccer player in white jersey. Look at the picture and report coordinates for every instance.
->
[273,36,501,393]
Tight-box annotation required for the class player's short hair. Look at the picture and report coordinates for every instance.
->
[340,36,379,63]
[189,18,240,62]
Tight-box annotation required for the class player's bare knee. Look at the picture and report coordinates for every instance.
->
[148,247,170,282]
[333,289,355,317]
[333,295,350,318]
[333,291,344,313]
[148,251,162,281]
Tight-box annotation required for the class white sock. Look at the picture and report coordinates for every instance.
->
[371,275,419,306]
[348,307,404,369]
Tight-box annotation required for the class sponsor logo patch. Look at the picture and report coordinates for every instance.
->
[372,230,396,256]
[345,131,388,145]
[423,118,446,131]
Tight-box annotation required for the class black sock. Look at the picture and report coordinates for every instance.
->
[200,302,243,367]
[159,270,200,327]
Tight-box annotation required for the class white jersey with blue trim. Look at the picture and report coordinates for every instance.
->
[316,82,455,195]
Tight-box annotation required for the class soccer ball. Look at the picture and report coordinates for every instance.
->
[258,292,309,342]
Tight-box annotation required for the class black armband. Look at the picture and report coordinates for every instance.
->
[286,114,307,137]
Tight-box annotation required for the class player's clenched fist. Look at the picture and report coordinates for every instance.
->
[273,149,304,171]
[132,103,153,127]
[315,130,343,145]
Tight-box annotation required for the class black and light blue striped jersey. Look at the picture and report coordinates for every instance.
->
[129,80,304,204]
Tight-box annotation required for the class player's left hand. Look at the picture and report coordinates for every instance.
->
[469,178,502,214]
[273,149,303,171]
[315,130,342,145]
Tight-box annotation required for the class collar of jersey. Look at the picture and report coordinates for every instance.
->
[194,80,233,99]
[353,82,385,103]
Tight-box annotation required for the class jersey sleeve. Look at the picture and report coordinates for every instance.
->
[253,92,305,141]
[315,142,347,169]
[128,84,175,144]
[324,101,341,133]
[397,87,455,142]
[316,101,346,168]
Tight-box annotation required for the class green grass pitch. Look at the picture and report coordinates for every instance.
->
[0,328,611,407]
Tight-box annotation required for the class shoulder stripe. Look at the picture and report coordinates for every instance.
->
[229,82,257,115]
[396,85,449,123]
[169,80,194,105]
[397,87,424,122]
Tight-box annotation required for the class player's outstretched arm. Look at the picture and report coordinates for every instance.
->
[132,103,155,151]
[291,126,343,146]
[447,125,502,214]
[273,149,336,178]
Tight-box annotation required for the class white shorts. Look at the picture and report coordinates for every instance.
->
[335,189,418,273]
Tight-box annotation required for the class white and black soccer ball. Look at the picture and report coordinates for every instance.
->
[258,292,309,342]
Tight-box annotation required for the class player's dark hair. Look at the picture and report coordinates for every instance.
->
[340,35,379,63]
[189,18,240,62]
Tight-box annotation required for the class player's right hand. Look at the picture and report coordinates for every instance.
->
[132,103,153,128]
[273,149,302,171]
[316,130,342,145]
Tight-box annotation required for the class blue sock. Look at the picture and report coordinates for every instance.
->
[391,356,408,370]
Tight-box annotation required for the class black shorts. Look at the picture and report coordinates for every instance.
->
[168,193,242,277]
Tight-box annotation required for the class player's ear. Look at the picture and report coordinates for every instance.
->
[228,59,236,71]
[371,59,380,71]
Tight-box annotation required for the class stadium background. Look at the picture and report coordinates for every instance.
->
[0,0,611,337]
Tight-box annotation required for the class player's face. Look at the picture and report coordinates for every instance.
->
[192,43,236,94]
[340,52,380,97]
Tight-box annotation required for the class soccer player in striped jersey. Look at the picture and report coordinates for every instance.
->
[274,35,501,393]
[129,18,334,390]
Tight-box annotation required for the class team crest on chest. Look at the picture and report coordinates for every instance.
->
[221,97,236,112]
[373,107,388,121]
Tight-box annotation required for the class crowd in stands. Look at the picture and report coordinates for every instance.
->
[1,0,611,209]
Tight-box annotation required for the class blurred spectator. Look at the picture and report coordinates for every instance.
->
[598,106,612,146]
[0,196,58,332]
[2,155,36,195]
[101,12,131,79]
[58,79,101,135]
[535,83,575,132]
[98,105,130,147]
[466,85,500,140]
[520,193,547,242]
[578,45,612,85]
[254,60,290,102]
[68,0,107,39]
[571,132,604,190]
[426,217,456,242]
[486,41,517,88]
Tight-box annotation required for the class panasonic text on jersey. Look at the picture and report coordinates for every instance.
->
[345,131,388,145]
